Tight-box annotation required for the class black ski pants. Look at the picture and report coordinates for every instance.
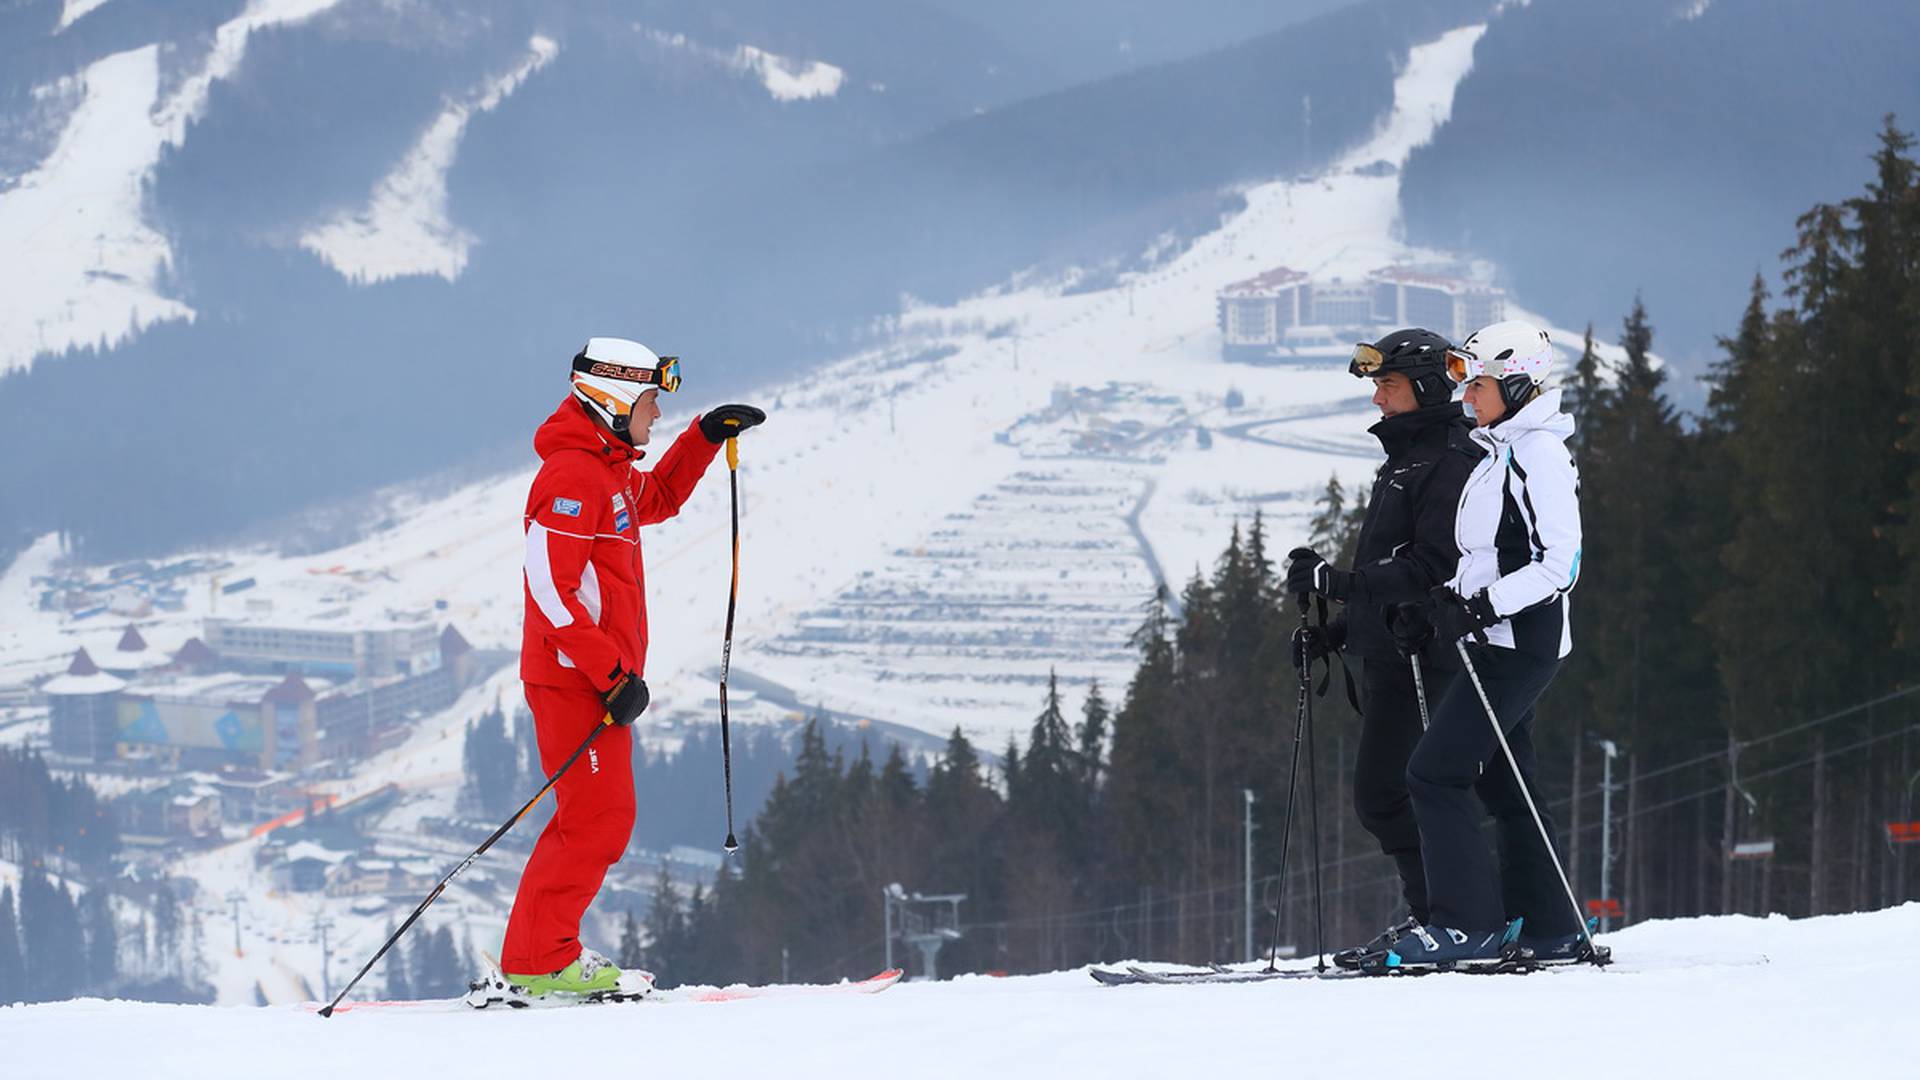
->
[1405,644,1580,938]
[1353,656,1457,925]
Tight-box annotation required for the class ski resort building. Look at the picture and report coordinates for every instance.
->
[41,616,492,773]
[1217,268,1310,362]
[203,615,443,680]
[1216,265,1506,363]
[1366,267,1507,342]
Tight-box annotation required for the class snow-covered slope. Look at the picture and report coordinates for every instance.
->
[3,22,1508,744]
[299,34,560,285]
[0,0,345,376]
[2,905,1910,1079]
[0,19,1699,1012]
[0,25,1520,1006]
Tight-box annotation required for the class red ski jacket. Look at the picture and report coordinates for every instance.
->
[520,397,720,692]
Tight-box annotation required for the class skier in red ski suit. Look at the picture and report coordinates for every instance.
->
[500,338,764,992]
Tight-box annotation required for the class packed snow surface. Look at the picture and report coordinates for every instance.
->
[1,906,1910,1079]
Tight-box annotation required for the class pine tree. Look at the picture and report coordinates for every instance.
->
[618,908,644,970]
[151,881,181,981]
[79,888,117,993]
[1017,672,1079,832]
[1307,475,1347,553]
[1075,679,1109,788]
[1107,587,1185,887]
[409,926,464,999]
[19,873,83,1002]
[0,885,22,1004]
[407,928,432,999]
[1565,323,1603,450]
[383,919,411,1000]
[462,706,519,819]
[641,865,684,984]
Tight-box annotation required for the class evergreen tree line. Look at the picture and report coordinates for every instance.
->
[0,874,209,1005]
[1541,116,1920,922]
[0,746,120,871]
[610,117,1920,983]
[618,510,1371,984]
[381,922,474,1001]
[462,700,908,852]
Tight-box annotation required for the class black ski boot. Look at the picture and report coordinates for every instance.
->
[1332,913,1421,970]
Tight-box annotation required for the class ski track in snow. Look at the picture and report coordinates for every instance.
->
[0,905,1912,1078]
[0,0,346,376]
[300,35,560,285]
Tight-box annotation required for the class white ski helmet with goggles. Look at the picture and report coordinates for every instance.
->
[1447,320,1553,411]
[570,337,680,443]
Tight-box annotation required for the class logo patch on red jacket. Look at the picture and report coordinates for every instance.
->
[551,497,582,517]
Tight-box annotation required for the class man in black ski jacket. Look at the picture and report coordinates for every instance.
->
[1284,327,1484,966]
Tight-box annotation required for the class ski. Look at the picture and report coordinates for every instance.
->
[1090,949,1578,985]
[307,967,903,1014]
[665,967,903,1003]
[1089,963,1357,986]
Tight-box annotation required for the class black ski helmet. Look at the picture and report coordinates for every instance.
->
[1350,328,1453,407]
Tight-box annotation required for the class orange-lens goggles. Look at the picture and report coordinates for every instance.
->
[1444,348,1476,384]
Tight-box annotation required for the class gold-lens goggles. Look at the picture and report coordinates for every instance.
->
[1348,343,1386,378]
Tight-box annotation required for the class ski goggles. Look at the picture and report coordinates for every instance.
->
[1348,342,1387,378]
[572,353,681,393]
[1445,348,1490,384]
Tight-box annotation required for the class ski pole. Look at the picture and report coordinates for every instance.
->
[718,435,741,853]
[1409,653,1430,731]
[1262,593,1311,971]
[1304,595,1329,972]
[1455,640,1601,964]
[318,714,614,1017]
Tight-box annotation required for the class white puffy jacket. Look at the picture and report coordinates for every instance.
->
[1446,388,1582,658]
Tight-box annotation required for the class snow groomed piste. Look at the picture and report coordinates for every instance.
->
[304,967,903,1013]
[2,906,1910,1079]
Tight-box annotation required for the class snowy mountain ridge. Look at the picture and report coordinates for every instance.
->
[3,21,1532,748]
[0,0,346,375]
[0,22,1654,1012]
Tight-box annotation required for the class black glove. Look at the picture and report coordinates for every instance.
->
[700,404,767,444]
[1429,586,1499,646]
[1284,547,1353,603]
[1387,601,1434,656]
[1289,618,1347,670]
[601,669,650,726]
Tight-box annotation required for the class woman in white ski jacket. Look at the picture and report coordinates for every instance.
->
[1379,320,1592,971]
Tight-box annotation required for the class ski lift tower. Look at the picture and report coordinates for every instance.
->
[883,882,966,981]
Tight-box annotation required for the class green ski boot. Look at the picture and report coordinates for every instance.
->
[503,947,623,997]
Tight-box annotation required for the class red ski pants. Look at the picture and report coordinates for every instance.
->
[500,683,635,975]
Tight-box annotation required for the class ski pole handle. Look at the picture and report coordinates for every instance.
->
[726,435,739,470]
